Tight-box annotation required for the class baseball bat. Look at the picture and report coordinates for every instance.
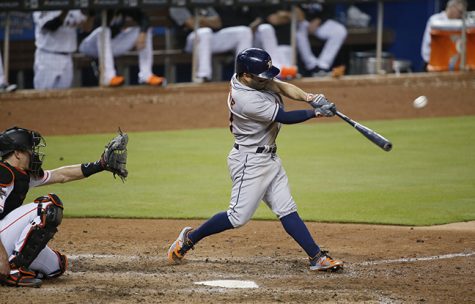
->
[335,111,392,152]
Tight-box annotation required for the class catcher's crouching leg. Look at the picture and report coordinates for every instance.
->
[5,194,64,287]
[44,250,68,279]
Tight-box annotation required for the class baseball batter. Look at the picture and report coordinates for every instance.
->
[0,127,128,287]
[168,48,343,271]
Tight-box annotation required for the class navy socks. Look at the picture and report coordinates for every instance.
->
[187,211,319,258]
[280,211,320,258]
[188,211,234,245]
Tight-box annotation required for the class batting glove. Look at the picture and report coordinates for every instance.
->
[308,94,332,109]
[314,103,337,117]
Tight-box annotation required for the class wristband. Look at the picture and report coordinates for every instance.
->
[81,161,104,177]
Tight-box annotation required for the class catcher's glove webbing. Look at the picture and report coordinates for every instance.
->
[101,129,128,182]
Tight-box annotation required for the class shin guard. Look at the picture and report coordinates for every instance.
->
[9,194,64,269]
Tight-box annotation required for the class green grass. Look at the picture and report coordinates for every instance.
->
[28,116,475,226]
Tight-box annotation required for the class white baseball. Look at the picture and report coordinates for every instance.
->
[413,96,428,109]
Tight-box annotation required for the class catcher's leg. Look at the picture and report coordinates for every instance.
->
[3,194,64,287]
[31,248,68,279]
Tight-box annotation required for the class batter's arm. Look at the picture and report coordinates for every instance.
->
[265,79,314,103]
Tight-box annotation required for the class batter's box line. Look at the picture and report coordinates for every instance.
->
[67,252,475,266]
[358,251,475,266]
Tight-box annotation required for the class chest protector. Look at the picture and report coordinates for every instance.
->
[0,162,30,220]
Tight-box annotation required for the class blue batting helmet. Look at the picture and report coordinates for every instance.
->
[235,48,280,79]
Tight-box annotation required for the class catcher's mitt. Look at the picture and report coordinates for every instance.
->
[101,129,128,182]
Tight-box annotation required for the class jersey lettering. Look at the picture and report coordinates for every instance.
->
[228,93,236,133]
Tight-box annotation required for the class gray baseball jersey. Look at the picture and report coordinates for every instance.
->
[227,75,282,147]
[225,74,297,227]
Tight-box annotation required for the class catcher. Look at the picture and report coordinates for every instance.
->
[0,126,128,287]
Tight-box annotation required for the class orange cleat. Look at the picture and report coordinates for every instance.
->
[142,74,166,86]
[108,76,124,87]
[309,250,344,272]
[0,267,42,288]
[279,66,298,80]
[167,227,194,264]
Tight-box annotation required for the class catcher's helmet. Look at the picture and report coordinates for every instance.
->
[0,127,46,176]
[235,48,280,79]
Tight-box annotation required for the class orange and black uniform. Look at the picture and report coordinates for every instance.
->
[0,161,30,220]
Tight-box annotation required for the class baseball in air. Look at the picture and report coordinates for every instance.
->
[413,96,428,109]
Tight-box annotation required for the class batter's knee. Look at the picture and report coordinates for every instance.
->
[227,210,252,228]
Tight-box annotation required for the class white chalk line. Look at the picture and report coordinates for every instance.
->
[358,252,475,266]
[68,251,475,267]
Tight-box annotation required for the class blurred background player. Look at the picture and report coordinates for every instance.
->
[421,0,468,68]
[253,7,299,79]
[169,6,252,83]
[0,51,17,93]
[296,3,347,76]
[168,48,343,272]
[33,10,90,90]
[0,127,124,287]
[79,9,165,87]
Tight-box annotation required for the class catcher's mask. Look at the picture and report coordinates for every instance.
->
[0,126,46,176]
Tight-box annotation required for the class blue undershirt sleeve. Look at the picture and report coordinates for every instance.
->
[274,107,316,124]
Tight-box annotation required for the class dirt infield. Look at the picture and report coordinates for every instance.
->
[1,219,474,303]
[0,72,474,302]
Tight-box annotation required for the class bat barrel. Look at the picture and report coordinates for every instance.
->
[383,142,392,151]
[336,111,392,152]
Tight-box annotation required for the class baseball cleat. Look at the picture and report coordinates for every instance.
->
[193,76,211,84]
[0,83,17,93]
[278,65,298,80]
[309,250,344,272]
[167,227,193,264]
[142,75,166,86]
[107,75,125,87]
[0,267,42,288]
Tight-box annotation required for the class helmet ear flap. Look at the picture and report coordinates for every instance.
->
[0,133,15,158]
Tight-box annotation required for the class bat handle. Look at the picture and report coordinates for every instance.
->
[335,111,353,125]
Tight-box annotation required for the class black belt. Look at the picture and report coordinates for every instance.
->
[39,48,72,56]
[234,143,277,153]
